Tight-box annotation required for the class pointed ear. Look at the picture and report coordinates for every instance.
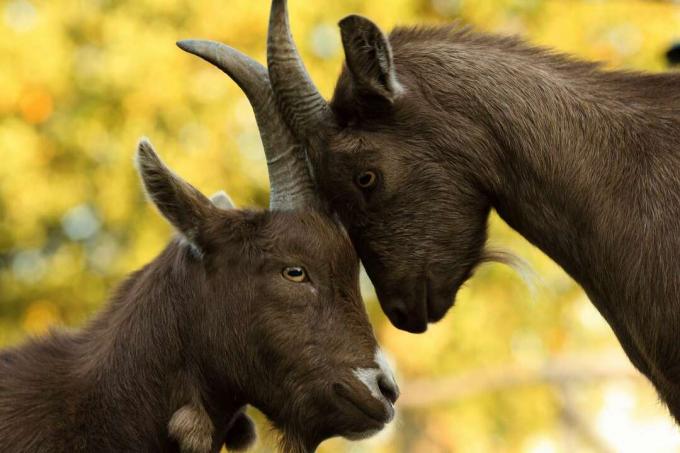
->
[210,190,235,210]
[339,15,402,103]
[135,138,215,250]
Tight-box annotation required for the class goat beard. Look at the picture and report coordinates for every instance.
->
[480,247,537,296]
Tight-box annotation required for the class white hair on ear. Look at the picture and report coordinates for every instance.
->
[209,190,235,210]
[480,248,540,300]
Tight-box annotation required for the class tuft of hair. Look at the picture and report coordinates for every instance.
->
[134,136,176,211]
[277,433,307,453]
[168,404,214,453]
[480,248,539,299]
[134,136,163,175]
[223,412,257,451]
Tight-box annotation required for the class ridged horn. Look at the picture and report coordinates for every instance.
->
[267,0,333,142]
[177,39,317,210]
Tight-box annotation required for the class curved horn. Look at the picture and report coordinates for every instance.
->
[177,39,317,210]
[267,0,333,142]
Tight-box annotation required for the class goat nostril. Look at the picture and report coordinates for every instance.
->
[377,374,399,404]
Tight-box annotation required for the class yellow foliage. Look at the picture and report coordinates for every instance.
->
[22,299,60,334]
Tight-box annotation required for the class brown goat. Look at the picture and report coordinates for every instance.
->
[2,31,405,450]
[184,0,680,425]
[0,139,398,452]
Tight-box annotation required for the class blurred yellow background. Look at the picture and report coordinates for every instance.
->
[1,0,679,452]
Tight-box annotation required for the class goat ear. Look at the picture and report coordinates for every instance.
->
[339,15,402,103]
[135,138,214,250]
[210,190,235,210]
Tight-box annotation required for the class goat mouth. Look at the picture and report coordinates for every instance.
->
[424,263,467,324]
[385,302,427,333]
[425,278,456,323]
[332,383,393,427]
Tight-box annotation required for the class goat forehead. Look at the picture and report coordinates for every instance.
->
[267,212,356,262]
[333,127,403,154]
[331,131,369,151]
[328,133,416,175]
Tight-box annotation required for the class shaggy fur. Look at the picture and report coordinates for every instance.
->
[330,21,680,421]
[0,140,394,452]
[267,9,680,423]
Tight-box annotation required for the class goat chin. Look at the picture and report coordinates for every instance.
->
[342,428,381,441]
[480,248,539,299]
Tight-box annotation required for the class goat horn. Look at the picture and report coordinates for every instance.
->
[267,0,333,143]
[177,39,317,210]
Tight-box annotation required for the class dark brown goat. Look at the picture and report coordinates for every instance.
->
[185,0,680,424]
[1,75,400,453]
[266,0,680,423]
[0,139,398,452]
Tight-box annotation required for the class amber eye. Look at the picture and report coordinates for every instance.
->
[355,170,378,189]
[282,266,307,283]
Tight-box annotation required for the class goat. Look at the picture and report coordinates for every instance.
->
[184,0,680,424]
[0,44,399,451]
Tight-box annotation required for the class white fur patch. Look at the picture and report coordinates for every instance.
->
[345,349,398,440]
[353,367,383,401]
[168,404,214,453]
[352,348,398,408]
[374,349,397,388]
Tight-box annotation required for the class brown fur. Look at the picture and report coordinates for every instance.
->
[0,140,394,452]
[304,19,680,422]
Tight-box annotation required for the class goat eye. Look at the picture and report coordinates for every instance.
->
[355,171,378,189]
[282,266,307,283]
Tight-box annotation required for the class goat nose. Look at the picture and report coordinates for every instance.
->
[383,297,427,333]
[377,373,399,404]
[384,301,408,329]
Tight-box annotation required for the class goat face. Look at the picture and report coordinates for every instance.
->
[264,3,493,333]
[316,117,491,334]
[231,210,398,447]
